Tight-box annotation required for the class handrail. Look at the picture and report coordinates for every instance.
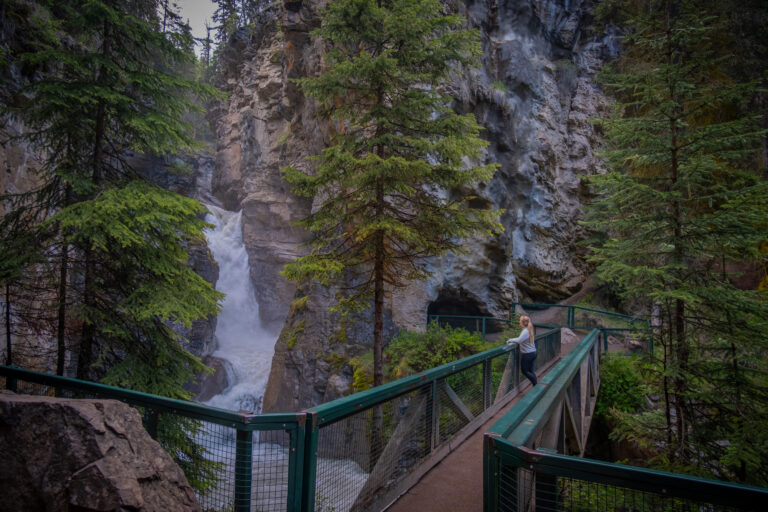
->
[309,327,557,426]
[0,365,302,429]
[488,442,768,510]
[487,329,600,442]
[482,316,766,511]
[1,364,309,512]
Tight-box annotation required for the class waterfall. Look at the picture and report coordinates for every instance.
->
[202,205,276,413]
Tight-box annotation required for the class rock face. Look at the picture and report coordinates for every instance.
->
[205,0,615,412]
[0,391,201,512]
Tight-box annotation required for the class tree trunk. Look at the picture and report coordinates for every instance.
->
[4,284,11,366]
[56,242,68,377]
[370,180,386,468]
[78,19,109,381]
[56,185,71,377]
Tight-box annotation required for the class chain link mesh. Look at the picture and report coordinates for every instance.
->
[314,386,430,512]
[497,464,746,512]
[0,374,293,512]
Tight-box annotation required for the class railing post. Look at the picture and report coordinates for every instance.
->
[426,380,439,451]
[482,359,492,410]
[286,415,309,512]
[483,434,502,512]
[300,411,319,512]
[234,428,253,512]
[482,317,487,341]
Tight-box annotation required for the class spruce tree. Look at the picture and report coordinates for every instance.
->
[281,0,501,393]
[587,0,768,484]
[1,0,223,491]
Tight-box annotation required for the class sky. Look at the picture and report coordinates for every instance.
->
[176,0,217,53]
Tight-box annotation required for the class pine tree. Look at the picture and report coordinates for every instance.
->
[281,0,501,394]
[1,0,223,491]
[587,0,768,484]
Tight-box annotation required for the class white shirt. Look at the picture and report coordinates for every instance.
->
[506,328,537,354]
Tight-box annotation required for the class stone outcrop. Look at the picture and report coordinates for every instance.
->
[207,5,321,329]
[0,391,200,512]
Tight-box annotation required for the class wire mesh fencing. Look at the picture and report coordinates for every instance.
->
[484,329,767,512]
[493,459,756,512]
[308,328,563,512]
[0,367,301,512]
[314,385,431,512]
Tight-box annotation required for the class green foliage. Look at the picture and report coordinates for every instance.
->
[595,354,644,418]
[285,319,306,350]
[282,0,501,390]
[491,80,506,92]
[0,0,224,492]
[350,353,374,392]
[385,322,489,379]
[561,479,694,512]
[584,0,768,485]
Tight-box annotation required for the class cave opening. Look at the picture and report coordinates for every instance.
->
[427,290,510,337]
[427,291,485,317]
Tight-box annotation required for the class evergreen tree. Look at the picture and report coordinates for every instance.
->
[282,0,500,393]
[587,0,768,484]
[1,0,223,491]
[212,0,240,44]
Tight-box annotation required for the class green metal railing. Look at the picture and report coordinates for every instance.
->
[1,365,307,512]
[427,314,511,340]
[302,327,561,511]
[482,329,768,511]
[5,303,766,511]
[1,327,561,512]
[431,303,653,354]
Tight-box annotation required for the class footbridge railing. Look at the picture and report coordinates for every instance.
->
[431,302,652,353]
[482,329,768,511]
[301,326,561,511]
[1,326,561,512]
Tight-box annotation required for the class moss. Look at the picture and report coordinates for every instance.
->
[285,318,305,350]
[320,353,349,372]
[491,80,507,92]
[269,48,283,63]
[289,295,308,314]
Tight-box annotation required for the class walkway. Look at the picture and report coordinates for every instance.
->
[386,330,584,512]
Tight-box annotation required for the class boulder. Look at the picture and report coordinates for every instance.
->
[0,391,200,512]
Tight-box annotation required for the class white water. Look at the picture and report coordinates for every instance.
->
[198,200,366,512]
[203,205,276,413]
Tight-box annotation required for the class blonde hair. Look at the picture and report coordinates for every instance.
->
[520,315,535,341]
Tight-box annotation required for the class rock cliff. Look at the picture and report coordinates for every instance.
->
[205,0,614,412]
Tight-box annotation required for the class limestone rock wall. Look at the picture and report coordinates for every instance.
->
[206,0,616,411]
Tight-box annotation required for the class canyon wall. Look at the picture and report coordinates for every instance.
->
[205,0,617,412]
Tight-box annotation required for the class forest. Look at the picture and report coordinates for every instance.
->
[0,0,767,496]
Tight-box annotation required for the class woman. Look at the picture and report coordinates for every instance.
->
[506,315,537,386]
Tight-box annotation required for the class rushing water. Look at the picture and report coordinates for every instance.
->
[198,201,366,511]
[202,205,276,413]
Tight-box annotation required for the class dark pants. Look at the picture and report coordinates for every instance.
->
[521,351,538,386]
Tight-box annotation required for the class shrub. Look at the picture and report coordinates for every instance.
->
[595,354,644,417]
[385,322,490,379]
